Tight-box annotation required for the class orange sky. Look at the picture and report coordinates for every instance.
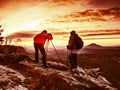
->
[0,0,120,47]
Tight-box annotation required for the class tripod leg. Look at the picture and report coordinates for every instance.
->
[45,40,49,60]
[50,40,61,60]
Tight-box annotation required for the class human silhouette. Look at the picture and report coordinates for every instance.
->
[67,30,80,70]
[33,30,53,68]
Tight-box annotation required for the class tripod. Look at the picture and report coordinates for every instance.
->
[45,40,70,69]
[45,40,62,60]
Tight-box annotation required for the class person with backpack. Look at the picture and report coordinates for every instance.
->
[67,30,83,70]
[33,30,53,68]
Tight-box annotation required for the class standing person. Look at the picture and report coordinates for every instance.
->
[67,30,83,70]
[33,30,53,68]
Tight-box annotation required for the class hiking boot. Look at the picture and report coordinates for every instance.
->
[42,65,48,69]
[34,61,39,64]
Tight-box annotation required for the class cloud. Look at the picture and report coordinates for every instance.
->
[49,0,81,6]
[78,30,120,37]
[0,0,75,8]
[1,0,119,10]
[82,32,120,37]
[8,31,38,38]
[49,0,120,8]
[51,7,120,23]
[0,0,50,14]
[86,0,120,8]
[1,0,120,38]
[78,29,120,40]
[9,29,120,41]
[7,30,69,39]
[84,37,120,40]
[52,31,68,36]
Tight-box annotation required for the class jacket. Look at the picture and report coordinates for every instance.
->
[68,34,78,54]
[34,33,53,45]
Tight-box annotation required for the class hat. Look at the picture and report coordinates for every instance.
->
[43,30,47,33]
[41,30,47,34]
[70,30,76,35]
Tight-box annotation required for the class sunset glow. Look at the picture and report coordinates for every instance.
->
[0,0,120,48]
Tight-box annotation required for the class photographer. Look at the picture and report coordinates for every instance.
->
[33,30,53,68]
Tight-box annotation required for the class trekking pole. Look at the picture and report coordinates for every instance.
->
[50,40,61,60]
[66,48,69,66]
[66,48,70,68]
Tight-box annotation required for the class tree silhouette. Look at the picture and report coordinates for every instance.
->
[0,25,4,44]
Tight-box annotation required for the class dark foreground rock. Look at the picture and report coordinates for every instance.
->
[0,45,118,90]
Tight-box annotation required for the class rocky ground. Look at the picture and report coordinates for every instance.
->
[0,45,119,90]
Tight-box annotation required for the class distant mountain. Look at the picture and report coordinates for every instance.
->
[84,43,104,49]
[79,43,120,55]
[78,43,105,54]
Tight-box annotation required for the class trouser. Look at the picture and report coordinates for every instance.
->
[34,44,46,66]
[69,53,77,69]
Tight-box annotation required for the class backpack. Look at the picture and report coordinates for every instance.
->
[75,35,84,49]
[67,35,84,50]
